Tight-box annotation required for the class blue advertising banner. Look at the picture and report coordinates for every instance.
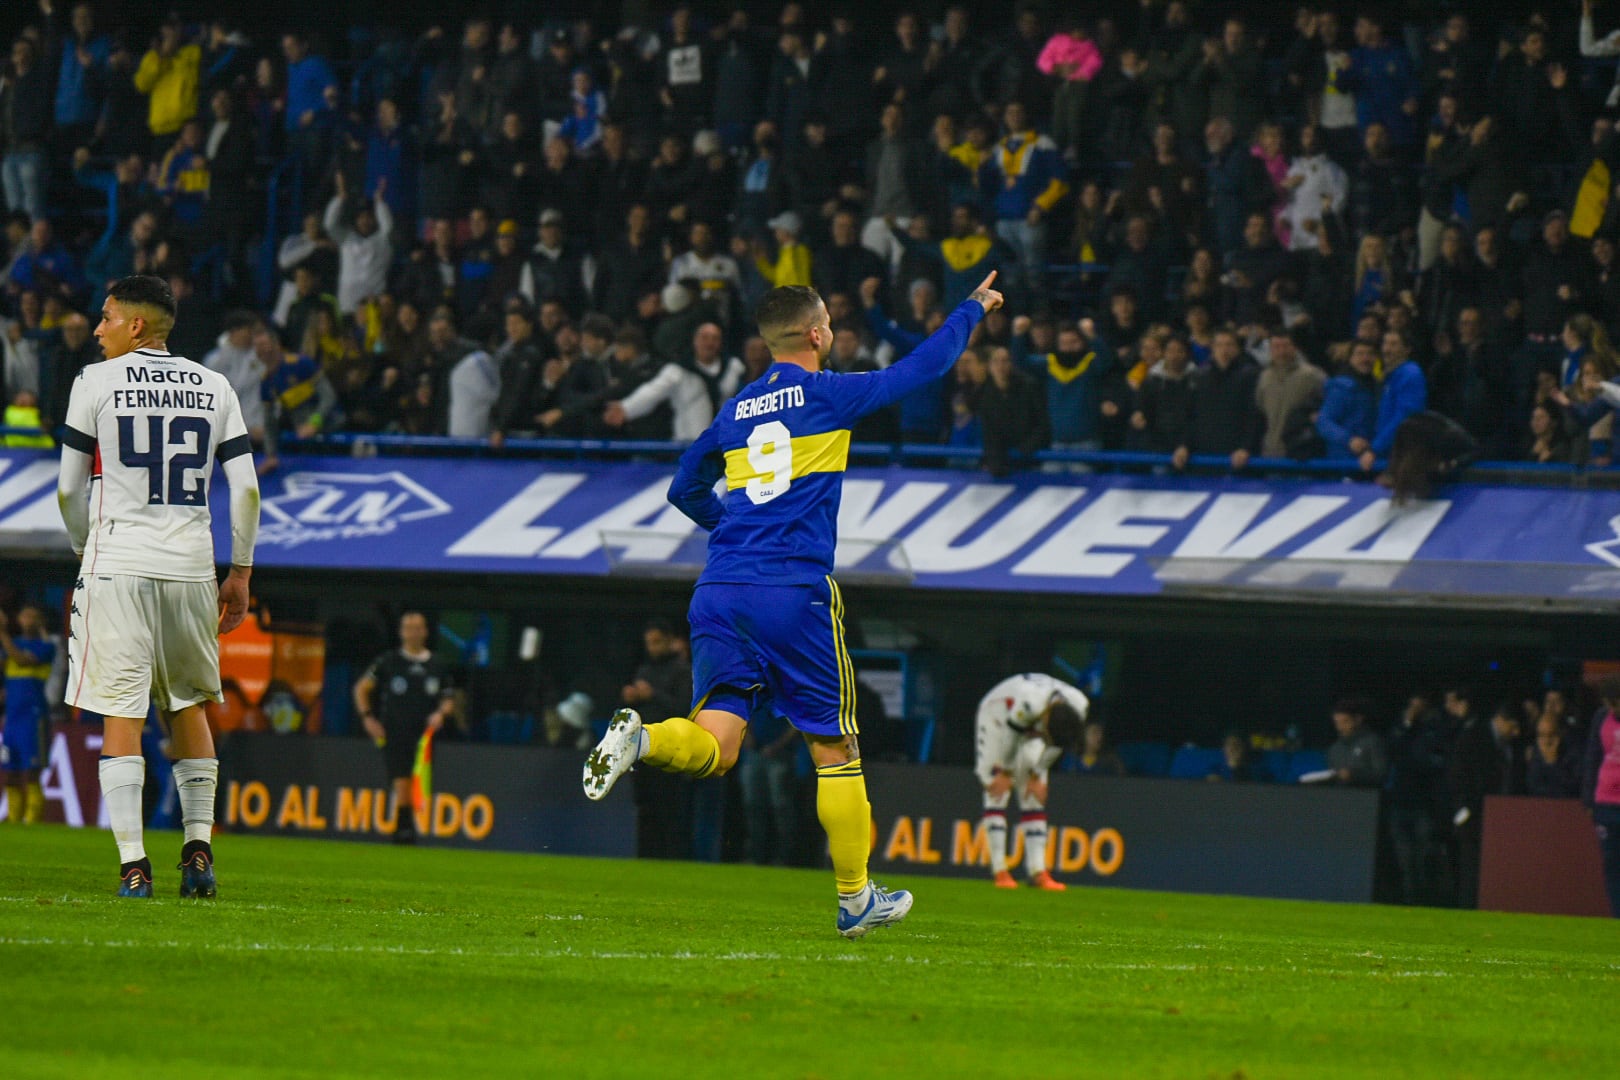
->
[8,448,1620,601]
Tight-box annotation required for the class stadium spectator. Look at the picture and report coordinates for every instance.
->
[1449,695,1522,908]
[9,218,82,304]
[324,173,394,317]
[1071,720,1125,777]
[1363,328,1427,472]
[1344,15,1419,150]
[1,37,51,221]
[988,100,1067,302]
[1173,329,1262,470]
[134,17,202,146]
[621,619,696,861]
[1316,339,1378,461]
[1582,675,1620,917]
[979,344,1048,476]
[1282,123,1347,253]
[39,310,94,430]
[1326,698,1388,788]
[204,311,268,446]
[1256,329,1325,459]
[281,30,337,166]
[738,703,798,867]
[1527,714,1583,799]
[255,324,334,464]
[1385,694,1449,906]
[45,2,111,154]
[1204,732,1257,782]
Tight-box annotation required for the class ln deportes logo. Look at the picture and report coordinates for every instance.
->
[258,471,451,548]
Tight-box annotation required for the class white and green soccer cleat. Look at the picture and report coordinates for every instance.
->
[582,708,642,801]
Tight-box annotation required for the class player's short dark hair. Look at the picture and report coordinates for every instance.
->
[755,286,824,343]
[107,274,176,319]
[1597,675,1620,706]
[1046,701,1083,750]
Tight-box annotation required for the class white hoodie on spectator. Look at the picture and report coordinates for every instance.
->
[619,362,714,442]
[324,193,393,315]
[204,332,267,436]
[448,349,500,438]
[1283,153,1348,252]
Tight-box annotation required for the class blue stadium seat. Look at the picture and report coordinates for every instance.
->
[1169,745,1225,780]
[1116,741,1171,777]
[1257,750,1292,784]
[1286,750,1330,782]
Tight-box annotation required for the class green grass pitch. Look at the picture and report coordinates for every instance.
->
[2,826,1614,1078]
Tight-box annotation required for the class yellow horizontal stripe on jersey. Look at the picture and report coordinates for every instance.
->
[5,658,50,681]
[723,429,852,490]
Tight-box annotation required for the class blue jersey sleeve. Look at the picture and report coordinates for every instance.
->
[667,424,726,531]
[825,300,984,425]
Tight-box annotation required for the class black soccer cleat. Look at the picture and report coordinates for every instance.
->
[119,858,154,899]
[178,842,216,899]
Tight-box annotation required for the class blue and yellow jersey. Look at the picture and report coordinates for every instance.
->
[669,299,984,586]
[4,637,55,723]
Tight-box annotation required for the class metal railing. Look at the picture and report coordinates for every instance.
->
[260,431,1609,488]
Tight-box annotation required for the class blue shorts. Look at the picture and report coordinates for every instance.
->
[688,577,858,739]
[2,710,44,772]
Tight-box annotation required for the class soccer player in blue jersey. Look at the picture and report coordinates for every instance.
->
[1,604,57,824]
[584,272,1004,937]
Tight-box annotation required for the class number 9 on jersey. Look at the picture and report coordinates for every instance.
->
[745,420,793,505]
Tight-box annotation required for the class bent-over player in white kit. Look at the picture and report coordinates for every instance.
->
[57,275,260,898]
[975,673,1087,891]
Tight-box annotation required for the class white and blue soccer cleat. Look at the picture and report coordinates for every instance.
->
[582,708,642,801]
[836,882,914,938]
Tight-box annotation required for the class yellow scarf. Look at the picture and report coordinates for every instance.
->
[1046,351,1095,384]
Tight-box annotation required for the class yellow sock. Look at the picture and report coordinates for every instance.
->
[817,759,871,896]
[643,716,723,778]
[4,787,21,823]
[23,782,44,824]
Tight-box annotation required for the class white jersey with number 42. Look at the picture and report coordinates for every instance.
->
[63,347,251,582]
[974,673,1090,785]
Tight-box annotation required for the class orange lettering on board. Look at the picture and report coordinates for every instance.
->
[884,816,917,862]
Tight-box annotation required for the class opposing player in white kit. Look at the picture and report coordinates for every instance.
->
[56,275,260,898]
[975,673,1087,891]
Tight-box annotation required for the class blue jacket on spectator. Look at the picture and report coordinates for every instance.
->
[1317,372,1378,459]
[1344,42,1419,146]
[364,122,414,219]
[1026,342,1109,445]
[9,243,85,296]
[988,132,1068,223]
[285,54,338,133]
[1371,360,1427,455]
[865,305,945,442]
[55,35,111,128]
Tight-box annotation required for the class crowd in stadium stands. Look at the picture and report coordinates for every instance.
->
[10,5,1620,475]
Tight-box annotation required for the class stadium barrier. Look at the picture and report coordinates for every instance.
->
[9,447,1620,606]
[863,764,1381,902]
[1478,796,1609,918]
[212,734,637,857]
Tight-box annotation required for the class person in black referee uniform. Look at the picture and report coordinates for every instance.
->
[352,611,457,844]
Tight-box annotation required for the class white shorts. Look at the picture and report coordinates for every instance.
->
[67,574,222,718]
[978,738,1053,808]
